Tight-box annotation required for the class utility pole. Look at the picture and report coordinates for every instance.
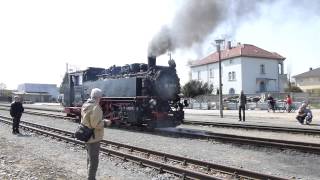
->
[215,39,224,118]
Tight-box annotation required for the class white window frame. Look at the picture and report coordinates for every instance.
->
[232,71,236,80]
[228,72,232,81]
[210,69,214,78]
[228,71,236,81]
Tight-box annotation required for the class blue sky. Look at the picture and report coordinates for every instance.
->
[0,0,319,89]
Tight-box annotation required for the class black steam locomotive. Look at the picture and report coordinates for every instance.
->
[61,56,186,128]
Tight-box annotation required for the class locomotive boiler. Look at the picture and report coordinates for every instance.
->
[60,56,186,128]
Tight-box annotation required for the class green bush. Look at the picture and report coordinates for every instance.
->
[284,85,303,92]
[182,80,213,98]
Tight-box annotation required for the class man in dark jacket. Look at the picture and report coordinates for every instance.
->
[10,96,24,134]
[238,90,247,122]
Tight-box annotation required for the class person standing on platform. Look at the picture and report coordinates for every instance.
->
[285,94,293,112]
[10,96,24,134]
[267,94,276,112]
[238,90,247,122]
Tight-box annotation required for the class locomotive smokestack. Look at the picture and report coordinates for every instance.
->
[148,56,156,68]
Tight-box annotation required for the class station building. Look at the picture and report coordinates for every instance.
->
[189,42,287,95]
[13,83,59,103]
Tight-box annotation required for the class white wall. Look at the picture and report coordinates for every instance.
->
[216,58,242,94]
[191,57,242,94]
[191,57,282,94]
[191,65,208,82]
[241,57,280,94]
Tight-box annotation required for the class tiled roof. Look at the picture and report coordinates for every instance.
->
[293,67,320,78]
[190,43,285,67]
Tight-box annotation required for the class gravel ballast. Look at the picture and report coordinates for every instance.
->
[1,110,320,179]
[0,114,175,179]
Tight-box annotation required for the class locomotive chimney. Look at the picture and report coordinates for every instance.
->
[148,56,156,68]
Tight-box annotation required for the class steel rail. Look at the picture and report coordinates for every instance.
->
[0,104,63,113]
[2,105,319,136]
[157,128,320,154]
[1,107,320,155]
[1,107,320,154]
[0,107,76,121]
[183,120,320,135]
[0,117,220,180]
[0,115,287,180]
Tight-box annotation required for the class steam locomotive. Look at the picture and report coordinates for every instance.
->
[60,56,186,128]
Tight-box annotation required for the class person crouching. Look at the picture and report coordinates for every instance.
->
[296,103,313,125]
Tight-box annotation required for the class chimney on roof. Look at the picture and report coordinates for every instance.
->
[225,41,231,50]
[309,67,313,71]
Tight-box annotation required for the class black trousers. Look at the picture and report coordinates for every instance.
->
[239,105,245,121]
[12,116,21,132]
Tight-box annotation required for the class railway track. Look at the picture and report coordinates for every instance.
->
[0,104,63,113]
[2,105,320,136]
[158,128,320,154]
[1,107,320,154]
[0,115,287,180]
[183,120,320,136]
[0,106,75,121]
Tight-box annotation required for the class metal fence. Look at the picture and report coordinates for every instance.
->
[187,92,317,110]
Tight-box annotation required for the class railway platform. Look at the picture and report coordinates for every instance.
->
[184,108,320,129]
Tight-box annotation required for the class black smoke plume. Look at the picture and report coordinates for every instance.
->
[148,0,261,56]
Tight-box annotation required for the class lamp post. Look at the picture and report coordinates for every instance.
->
[215,39,224,118]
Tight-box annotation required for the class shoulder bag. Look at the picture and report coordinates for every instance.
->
[74,119,95,142]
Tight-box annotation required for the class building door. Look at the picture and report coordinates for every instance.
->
[229,88,235,95]
[259,81,266,92]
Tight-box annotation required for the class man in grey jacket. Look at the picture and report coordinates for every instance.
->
[238,90,247,122]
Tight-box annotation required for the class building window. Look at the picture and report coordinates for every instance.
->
[197,71,201,80]
[72,76,80,86]
[260,64,265,74]
[210,69,214,78]
[228,71,236,81]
